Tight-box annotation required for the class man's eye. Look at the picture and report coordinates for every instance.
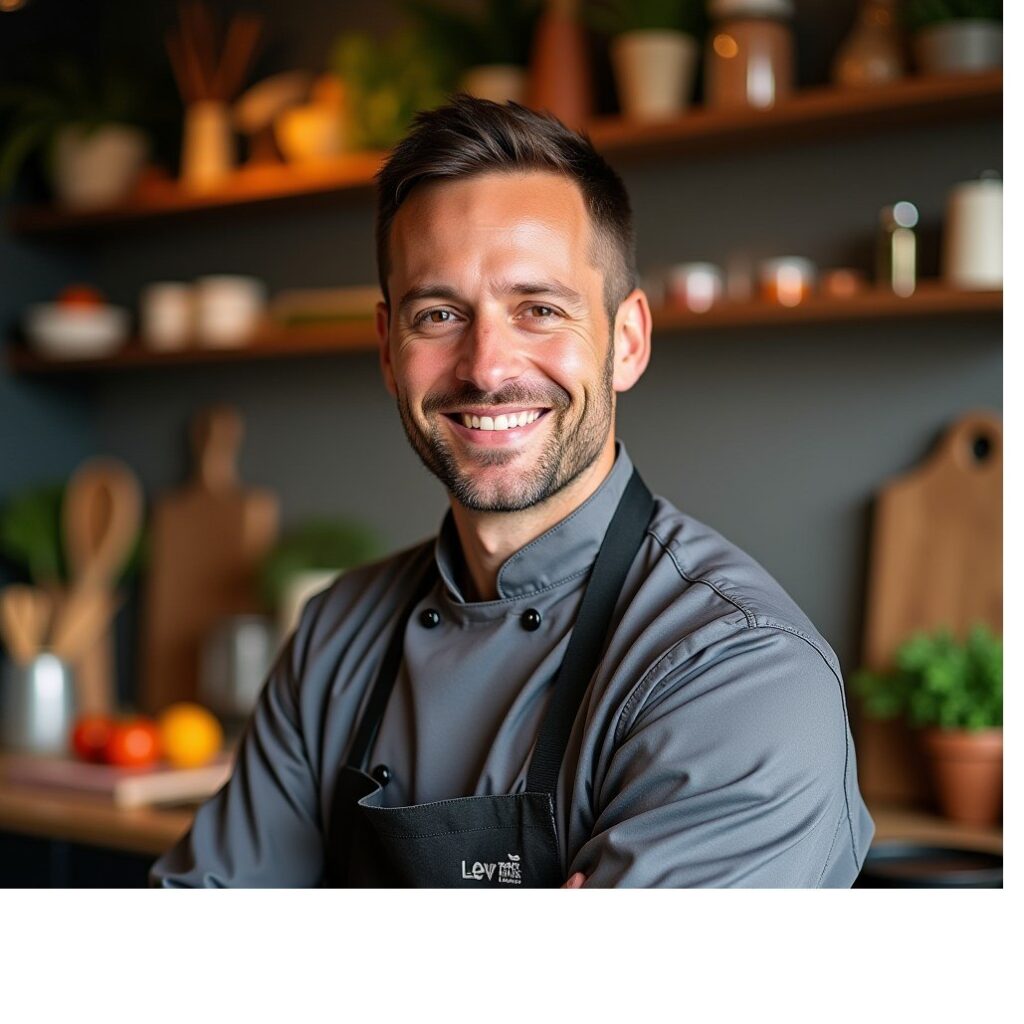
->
[415,309,457,326]
[527,305,557,318]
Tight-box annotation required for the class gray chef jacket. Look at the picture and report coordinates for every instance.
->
[151,442,874,887]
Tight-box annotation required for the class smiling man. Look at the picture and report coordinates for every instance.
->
[152,97,874,888]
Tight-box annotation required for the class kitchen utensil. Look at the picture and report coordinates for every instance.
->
[61,458,143,713]
[857,410,1001,805]
[877,200,918,297]
[0,652,76,755]
[140,282,195,351]
[199,614,278,722]
[141,405,279,712]
[0,585,52,665]
[665,263,724,313]
[194,275,266,347]
[943,173,1002,290]
[705,0,795,111]
[23,303,129,360]
[49,587,119,665]
[63,459,142,590]
[759,256,815,306]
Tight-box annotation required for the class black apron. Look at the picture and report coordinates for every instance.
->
[324,470,654,887]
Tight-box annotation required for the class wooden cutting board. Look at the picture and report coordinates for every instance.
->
[857,409,1002,805]
[140,405,279,713]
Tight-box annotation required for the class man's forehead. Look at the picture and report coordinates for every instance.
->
[389,170,596,279]
[393,170,590,239]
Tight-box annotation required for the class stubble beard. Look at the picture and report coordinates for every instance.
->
[397,347,615,513]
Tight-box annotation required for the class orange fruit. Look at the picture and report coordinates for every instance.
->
[157,702,223,769]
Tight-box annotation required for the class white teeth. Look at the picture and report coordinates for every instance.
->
[457,410,543,431]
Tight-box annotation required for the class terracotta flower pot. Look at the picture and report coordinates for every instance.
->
[920,727,1002,828]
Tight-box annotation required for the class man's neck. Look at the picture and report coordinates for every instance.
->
[448,438,617,602]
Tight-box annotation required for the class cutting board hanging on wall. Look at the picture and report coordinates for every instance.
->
[857,409,1002,806]
[141,405,279,714]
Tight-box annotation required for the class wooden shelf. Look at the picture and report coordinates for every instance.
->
[7,72,1001,237]
[6,285,1001,375]
[588,69,1001,160]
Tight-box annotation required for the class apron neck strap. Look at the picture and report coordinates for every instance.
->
[346,469,655,791]
[526,470,654,795]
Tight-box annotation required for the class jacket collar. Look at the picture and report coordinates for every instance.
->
[434,441,634,603]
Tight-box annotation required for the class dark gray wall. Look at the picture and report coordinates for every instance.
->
[0,1,1002,685]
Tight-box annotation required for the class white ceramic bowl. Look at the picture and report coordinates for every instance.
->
[24,303,130,359]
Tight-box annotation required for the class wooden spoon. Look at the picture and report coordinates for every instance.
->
[63,458,143,591]
[0,585,52,666]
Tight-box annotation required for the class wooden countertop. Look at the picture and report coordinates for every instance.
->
[0,771,194,857]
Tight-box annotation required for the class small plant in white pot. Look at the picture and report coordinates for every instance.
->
[0,59,150,210]
[399,0,542,105]
[592,0,706,120]
[903,0,1002,75]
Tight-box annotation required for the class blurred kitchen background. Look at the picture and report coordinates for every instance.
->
[0,0,1002,887]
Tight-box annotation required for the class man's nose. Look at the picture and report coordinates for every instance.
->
[454,315,524,393]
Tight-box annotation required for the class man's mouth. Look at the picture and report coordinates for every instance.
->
[443,408,550,433]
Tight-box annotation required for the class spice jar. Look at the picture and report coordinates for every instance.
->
[704,0,796,111]
[760,257,816,307]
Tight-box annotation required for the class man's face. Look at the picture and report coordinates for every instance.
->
[378,170,621,513]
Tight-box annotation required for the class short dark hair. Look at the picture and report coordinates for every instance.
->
[374,95,636,322]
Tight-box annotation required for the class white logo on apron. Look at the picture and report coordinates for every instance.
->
[461,853,522,884]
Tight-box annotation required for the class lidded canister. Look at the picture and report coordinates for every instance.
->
[704,0,796,110]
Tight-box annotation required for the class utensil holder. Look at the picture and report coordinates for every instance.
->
[0,653,77,755]
[181,100,235,191]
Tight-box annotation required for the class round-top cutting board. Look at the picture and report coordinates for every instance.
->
[857,409,1002,805]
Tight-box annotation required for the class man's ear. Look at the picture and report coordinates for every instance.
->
[611,288,652,393]
[376,301,397,397]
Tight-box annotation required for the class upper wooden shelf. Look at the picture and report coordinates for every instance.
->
[7,71,1001,237]
[6,285,1001,375]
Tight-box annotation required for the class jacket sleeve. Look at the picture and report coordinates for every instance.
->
[568,626,872,888]
[149,600,327,888]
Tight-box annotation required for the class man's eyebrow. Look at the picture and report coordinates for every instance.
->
[395,279,586,317]
[396,285,464,316]
[501,280,584,304]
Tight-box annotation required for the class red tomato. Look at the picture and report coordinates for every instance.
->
[104,718,161,768]
[71,714,116,763]
[57,283,106,308]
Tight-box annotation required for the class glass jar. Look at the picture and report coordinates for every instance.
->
[704,0,796,111]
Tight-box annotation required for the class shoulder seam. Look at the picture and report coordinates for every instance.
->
[647,525,755,627]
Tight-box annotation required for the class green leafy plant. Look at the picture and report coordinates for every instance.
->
[852,623,1002,730]
[0,484,65,586]
[587,0,707,37]
[0,481,145,586]
[0,57,148,192]
[259,519,384,611]
[330,30,449,150]
[397,0,542,87]
[902,0,1002,31]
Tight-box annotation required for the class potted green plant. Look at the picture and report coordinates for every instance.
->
[0,59,150,209]
[398,0,542,104]
[853,623,1002,827]
[330,31,449,150]
[590,0,706,120]
[903,0,1002,75]
[260,519,383,634]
